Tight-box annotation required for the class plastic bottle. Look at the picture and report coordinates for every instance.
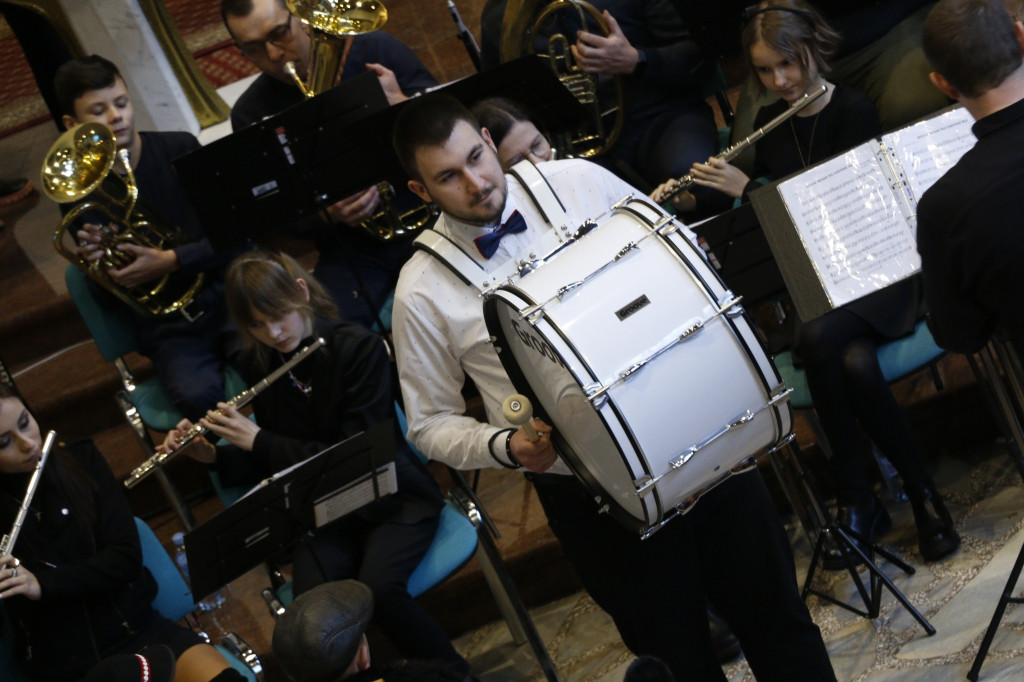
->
[172,532,226,611]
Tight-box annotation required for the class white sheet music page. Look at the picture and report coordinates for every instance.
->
[776,143,920,309]
[884,107,976,204]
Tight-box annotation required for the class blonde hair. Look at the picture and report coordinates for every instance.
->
[224,250,338,364]
[742,0,841,95]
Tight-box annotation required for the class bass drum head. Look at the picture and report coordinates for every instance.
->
[484,289,654,533]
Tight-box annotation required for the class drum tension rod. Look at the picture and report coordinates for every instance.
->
[587,296,744,407]
[633,389,788,498]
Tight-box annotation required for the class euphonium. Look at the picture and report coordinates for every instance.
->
[284,0,434,241]
[500,0,625,158]
[41,123,205,318]
[284,0,388,97]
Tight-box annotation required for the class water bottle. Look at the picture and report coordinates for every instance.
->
[172,532,226,612]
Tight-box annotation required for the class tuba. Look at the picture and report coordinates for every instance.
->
[41,123,205,318]
[500,0,625,158]
[284,0,438,241]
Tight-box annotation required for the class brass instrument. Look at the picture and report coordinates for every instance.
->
[124,337,326,489]
[41,123,205,318]
[1,431,57,559]
[283,0,437,240]
[651,85,827,204]
[501,0,625,158]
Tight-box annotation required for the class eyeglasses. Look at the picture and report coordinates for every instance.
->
[236,14,296,58]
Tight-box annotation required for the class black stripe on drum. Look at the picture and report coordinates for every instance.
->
[482,286,660,534]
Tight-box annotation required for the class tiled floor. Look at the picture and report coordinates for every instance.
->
[451,442,1024,681]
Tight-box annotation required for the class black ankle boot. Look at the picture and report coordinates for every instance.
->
[823,494,892,570]
[909,482,960,562]
[708,606,741,663]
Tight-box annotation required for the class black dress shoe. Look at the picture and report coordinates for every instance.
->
[708,606,741,663]
[823,494,892,570]
[909,482,960,562]
[0,177,34,205]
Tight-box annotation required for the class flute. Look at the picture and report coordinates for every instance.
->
[124,337,326,489]
[1,430,57,558]
[652,84,827,204]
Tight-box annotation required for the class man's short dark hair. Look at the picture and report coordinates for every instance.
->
[54,55,123,117]
[923,0,1022,98]
[221,0,285,38]
[392,93,480,182]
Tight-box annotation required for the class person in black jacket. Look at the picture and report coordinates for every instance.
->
[52,55,242,417]
[160,250,466,675]
[0,383,241,682]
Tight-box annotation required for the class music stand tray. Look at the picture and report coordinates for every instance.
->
[184,422,397,601]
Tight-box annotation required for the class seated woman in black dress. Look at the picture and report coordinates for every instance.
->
[0,383,241,682]
[659,0,959,564]
[160,250,467,674]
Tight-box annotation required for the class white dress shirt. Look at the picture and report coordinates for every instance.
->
[393,158,668,472]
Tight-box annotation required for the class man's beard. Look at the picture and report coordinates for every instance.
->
[444,176,508,227]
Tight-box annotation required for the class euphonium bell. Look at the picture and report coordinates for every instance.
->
[41,122,205,318]
[284,0,388,97]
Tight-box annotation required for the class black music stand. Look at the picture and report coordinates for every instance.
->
[184,422,396,601]
[690,202,788,310]
[173,71,390,252]
[770,437,935,635]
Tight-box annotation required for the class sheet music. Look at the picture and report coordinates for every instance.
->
[883,107,976,204]
[313,461,398,527]
[776,143,920,309]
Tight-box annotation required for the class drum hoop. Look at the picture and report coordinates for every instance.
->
[483,288,660,534]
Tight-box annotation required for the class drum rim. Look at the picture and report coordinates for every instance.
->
[483,287,659,535]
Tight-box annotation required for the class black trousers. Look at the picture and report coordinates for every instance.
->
[291,514,467,673]
[530,471,835,682]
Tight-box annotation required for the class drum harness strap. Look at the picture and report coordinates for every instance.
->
[412,160,571,294]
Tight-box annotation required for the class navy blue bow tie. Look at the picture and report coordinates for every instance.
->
[474,210,527,259]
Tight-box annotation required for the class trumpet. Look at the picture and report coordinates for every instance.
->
[651,84,827,204]
[124,338,326,489]
[1,431,57,559]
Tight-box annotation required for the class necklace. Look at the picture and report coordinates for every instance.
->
[288,369,313,397]
[790,113,820,169]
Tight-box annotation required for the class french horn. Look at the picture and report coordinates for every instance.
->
[284,0,437,241]
[41,123,205,318]
[500,0,625,158]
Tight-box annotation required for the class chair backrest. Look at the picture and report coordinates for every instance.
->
[65,265,139,362]
[134,517,195,622]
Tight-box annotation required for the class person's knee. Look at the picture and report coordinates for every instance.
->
[840,339,881,382]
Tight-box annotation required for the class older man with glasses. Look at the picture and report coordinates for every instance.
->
[219,0,438,330]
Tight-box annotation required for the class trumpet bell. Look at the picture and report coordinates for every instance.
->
[41,123,117,204]
[286,0,388,36]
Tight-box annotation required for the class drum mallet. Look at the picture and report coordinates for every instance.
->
[502,394,539,442]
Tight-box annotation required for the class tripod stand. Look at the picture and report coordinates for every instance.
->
[770,437,935,635]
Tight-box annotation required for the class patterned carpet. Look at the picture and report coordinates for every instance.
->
[452,442,1024,681]
[0,0,256,138]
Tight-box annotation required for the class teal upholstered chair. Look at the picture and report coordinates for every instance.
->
[65,265,246,528]
[134,518,262,680]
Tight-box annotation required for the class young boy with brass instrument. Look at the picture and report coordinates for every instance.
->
[49,55,243,416]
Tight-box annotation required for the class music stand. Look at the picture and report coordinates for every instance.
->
[689,202,788,309]
[173,71,390,252]
[184,422,397,601]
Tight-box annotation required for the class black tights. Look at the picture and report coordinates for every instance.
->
[799,308,928,503]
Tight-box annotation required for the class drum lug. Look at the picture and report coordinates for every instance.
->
[718,293,744,316]
[670,447,697,470]
[585,384,609,408]
[634,475,655,497]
